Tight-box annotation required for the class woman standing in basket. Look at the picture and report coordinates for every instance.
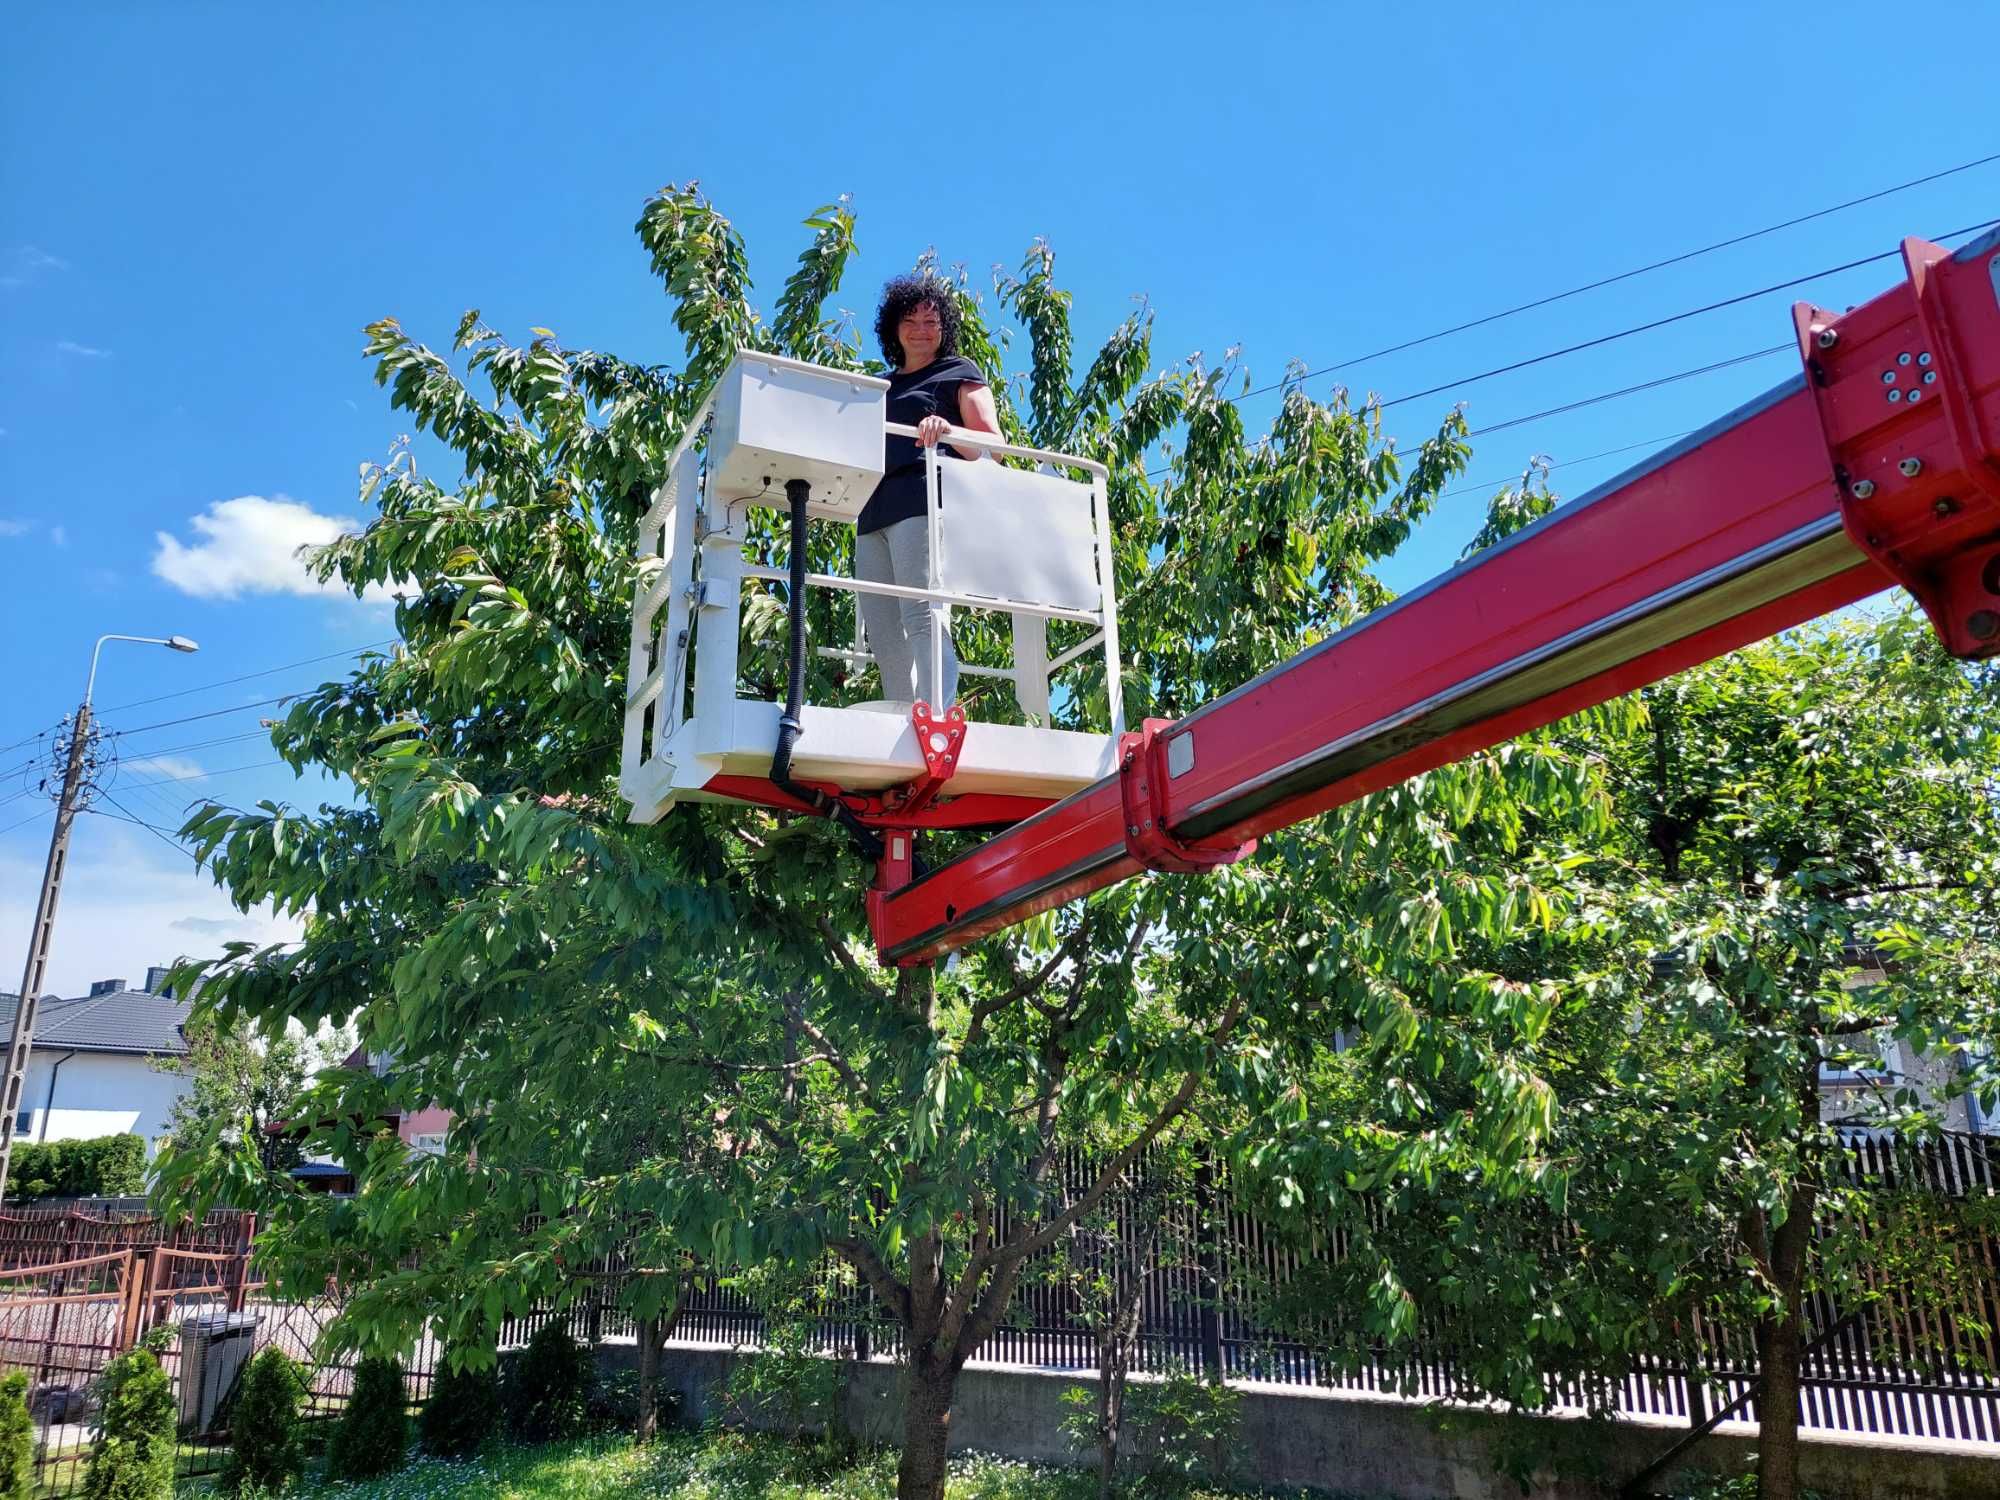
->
[855,272,1005,709]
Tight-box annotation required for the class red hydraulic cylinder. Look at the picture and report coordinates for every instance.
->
[868,232,2000,967]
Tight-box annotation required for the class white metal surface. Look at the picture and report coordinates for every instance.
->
[708,351,888,522]
[620,353,1125,827]
[935,461,1102,613]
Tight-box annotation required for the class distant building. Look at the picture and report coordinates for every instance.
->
[344,1044,452,1154]
[0,971,192,1155]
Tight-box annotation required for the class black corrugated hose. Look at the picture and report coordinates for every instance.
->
[771,478,884,862]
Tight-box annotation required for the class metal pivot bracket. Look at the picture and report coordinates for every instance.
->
[1794,234,2000,658]
[1118,718,1257,875]
[893,701,967,818]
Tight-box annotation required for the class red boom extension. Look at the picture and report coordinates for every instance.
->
[866,233,2000,966]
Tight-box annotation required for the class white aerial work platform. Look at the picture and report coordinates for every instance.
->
[620,349,1125,828]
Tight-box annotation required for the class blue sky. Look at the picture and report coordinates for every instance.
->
[3,2,1997,995]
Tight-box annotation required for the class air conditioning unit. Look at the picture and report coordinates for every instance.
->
[177,1312,260,1434]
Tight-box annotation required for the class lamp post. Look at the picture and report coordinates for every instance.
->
[0,633,199,1204]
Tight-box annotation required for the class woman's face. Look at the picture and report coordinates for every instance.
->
[898,301,944,368]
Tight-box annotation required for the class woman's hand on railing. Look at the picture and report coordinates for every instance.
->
[915,414,952,447]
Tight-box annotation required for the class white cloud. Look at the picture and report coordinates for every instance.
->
[0,518,31,539]
[0,245,68,290]
[122,756,207,785]
[0,819,304,1000]
[55,339,110,359]
[152,494,382,602]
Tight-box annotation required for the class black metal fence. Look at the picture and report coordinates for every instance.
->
[1,1135,1993,1492]
[517,1132,2000,1448]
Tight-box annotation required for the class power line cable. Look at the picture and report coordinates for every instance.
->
[89,793,198,863]
[123,758,290,791]
[111,694,307,739]
[1464,344,1791,439]
[99,640,394,713]
[1367,219,1997,416]
[0,809,51,837]
[1232,154,2000,403]
[1434,428,1701,503]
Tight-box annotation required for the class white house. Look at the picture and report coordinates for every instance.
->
[0,967,192,1156]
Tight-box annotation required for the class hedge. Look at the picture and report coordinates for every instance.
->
[8,1135,146,1201]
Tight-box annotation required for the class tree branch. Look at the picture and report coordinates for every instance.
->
[830,1236,910,1328]
[813,913,890,1005]
[1008,996,1245,1263]
[783,995,876,1110]
[968,926,1089,1041]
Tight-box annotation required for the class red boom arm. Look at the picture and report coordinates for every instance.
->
[867,233,2000,966]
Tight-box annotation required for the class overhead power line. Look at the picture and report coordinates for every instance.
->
[99,639,394,714]
[112,694,307,739]
[1369,219,1997,415]
[122,758,291,791]
[89,793,199,863]
[1235,151,2000,402]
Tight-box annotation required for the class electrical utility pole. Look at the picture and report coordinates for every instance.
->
[0,706,96,1204]
[0,633,196,1205]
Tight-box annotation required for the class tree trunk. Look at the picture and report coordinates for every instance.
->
[1754,1309,1803,1500]
[636,1313,663,1445]
[896,1356,960,1500]
[1097,1355,1125,1500]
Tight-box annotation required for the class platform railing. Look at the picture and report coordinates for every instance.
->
[732,419,1125,736]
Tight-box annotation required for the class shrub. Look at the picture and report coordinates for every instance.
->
[218,1348,307,1495]
[0,1370,32,1499]
[418,1350,501,1458]
[7,1136,147,1202]
[503,1321,593,1442]
[1125,1362,1242,1494]
[82,1349,175,1500]
[325,1355,409,1481]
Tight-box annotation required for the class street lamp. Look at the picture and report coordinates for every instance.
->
[84,632,201,706]
[1,631,200,1203]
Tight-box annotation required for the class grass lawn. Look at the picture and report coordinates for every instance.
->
[239,1430,1341,1499]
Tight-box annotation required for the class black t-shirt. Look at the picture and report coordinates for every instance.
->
[858,354,988,534]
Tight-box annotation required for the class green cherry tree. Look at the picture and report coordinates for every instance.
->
[157,185,1588,1500]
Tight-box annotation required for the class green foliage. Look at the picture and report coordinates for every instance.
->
[504,1323,594,1443]
[219,1347,308,1495]
[150,182,1623,1500]
[82,1349,174,1500]
[157,1016,351,1172]
[717,1265,845,1448]
[8,1134,145,1201]
[419,1348,502,1457]
[1123,1364,1242,1493]
[326,1355,409,1481]
[0,1371,32,1500]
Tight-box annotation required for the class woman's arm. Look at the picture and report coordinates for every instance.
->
[951,381,1003,460]
[914,381,1004,460]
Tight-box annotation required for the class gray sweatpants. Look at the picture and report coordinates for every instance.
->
[854,516,959,707]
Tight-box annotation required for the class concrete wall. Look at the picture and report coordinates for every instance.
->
[19,1051,188,1156]
[602,1340,1999,1500]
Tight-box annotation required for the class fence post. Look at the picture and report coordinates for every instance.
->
[225,1248,248,1315]
[117,1248,152,1353]
[1196,1156,1224,1383]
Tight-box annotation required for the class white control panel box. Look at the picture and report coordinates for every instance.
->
[707,351,889,523]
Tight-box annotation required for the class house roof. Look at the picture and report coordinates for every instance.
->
[0,986,191,1058]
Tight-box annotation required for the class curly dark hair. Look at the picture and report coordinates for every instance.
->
[875,272,963,370]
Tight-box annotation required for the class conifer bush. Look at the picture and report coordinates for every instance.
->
[82,1349,175,1500]
[325,1355,409,1481]
[502,1321,593,1441]
[0,1370,33,1500]
[219,1347,308,1494]
[418,1349,501,1457]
